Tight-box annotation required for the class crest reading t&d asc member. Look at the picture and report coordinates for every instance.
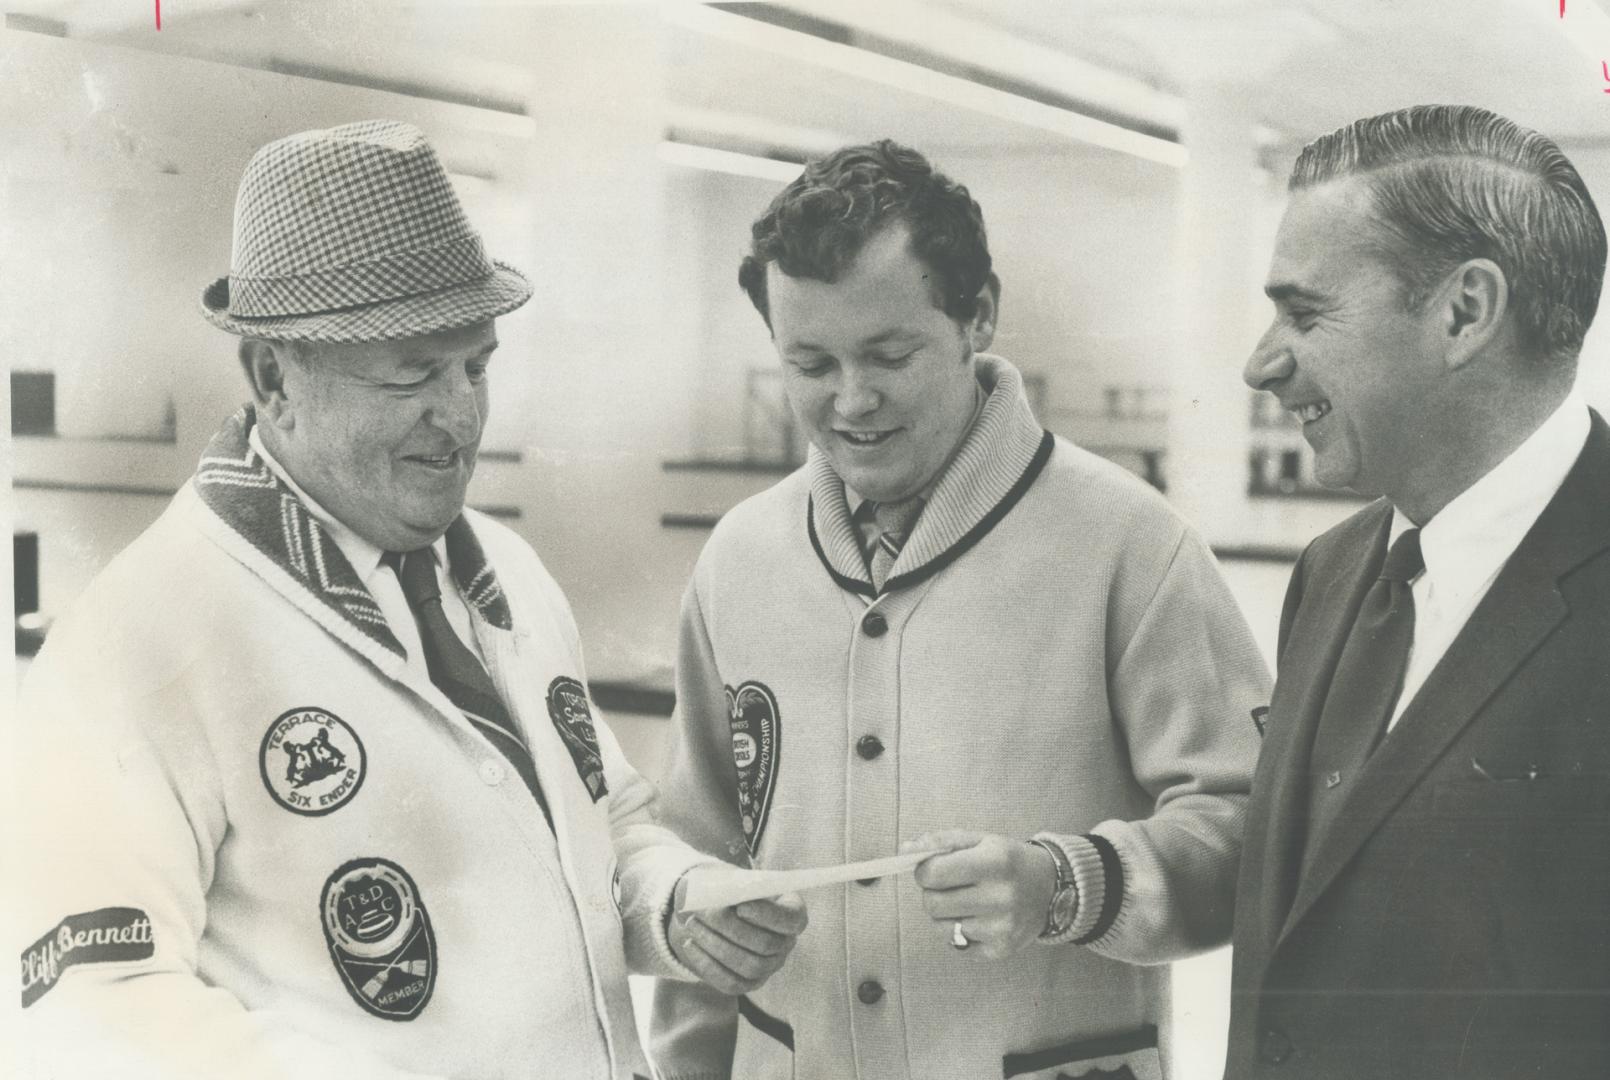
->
[320,857,437,1021]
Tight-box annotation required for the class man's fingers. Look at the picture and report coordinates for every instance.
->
[677,936,760,995]
[682,915,794,978]
[902,829,985,857]
[919,883,988,921]
[733,892,808,936]
[914,843,1000,890]
[697,909,792,959]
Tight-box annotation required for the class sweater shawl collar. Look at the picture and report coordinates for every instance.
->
[191,406,514,664]
[807,355,1054,597]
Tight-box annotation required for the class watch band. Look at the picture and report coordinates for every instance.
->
[1027,838,1075,939]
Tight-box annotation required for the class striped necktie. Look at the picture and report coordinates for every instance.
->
[386,549,552,829]
[866,498,924,593]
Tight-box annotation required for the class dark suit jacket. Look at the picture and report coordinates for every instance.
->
[1225,411,1610,1079]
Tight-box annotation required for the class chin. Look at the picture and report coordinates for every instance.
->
[395,507,461,544]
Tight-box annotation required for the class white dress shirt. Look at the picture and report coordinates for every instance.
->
[249,427,485,686]
[1385,394,1591,731]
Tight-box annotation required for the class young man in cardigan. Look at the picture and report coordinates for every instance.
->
[649,139,1268,1080]
[14,120,803,1080]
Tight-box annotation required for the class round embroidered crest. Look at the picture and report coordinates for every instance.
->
[320,857,437,1021]
[260,707,366,816]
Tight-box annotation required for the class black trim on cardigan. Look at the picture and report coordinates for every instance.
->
[737,994,794,1051]
[806,429,1057,599]
[1073,833,1124,947]
[1002,1023,1157,1078]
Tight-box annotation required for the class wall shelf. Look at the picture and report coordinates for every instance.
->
[661,457,799,475]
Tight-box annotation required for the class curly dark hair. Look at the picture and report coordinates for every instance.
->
[738,139,994,327]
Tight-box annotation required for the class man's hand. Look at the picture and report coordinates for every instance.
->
[668,876,808,996]
[902,830,1058,960]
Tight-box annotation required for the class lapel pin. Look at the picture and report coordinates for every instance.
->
[1325,770,1342,789]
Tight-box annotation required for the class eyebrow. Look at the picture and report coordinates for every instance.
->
[397,341,499,370]
[1264,283,1327,304]
[783,330,917,355]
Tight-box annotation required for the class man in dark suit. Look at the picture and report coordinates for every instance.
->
[1227,104,1610,1079]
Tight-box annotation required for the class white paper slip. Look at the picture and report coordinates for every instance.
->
[680,850,937,912]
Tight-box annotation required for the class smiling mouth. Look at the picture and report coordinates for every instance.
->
[404,450,463,470]
[1293,401,1332,424]
[837,430,896,447]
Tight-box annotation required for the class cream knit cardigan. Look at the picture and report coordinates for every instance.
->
[650,357,1269,1080]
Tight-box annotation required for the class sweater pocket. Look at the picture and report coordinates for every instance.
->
[1002,1024,1160,1080]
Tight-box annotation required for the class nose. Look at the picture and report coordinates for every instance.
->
[427,364,485,446]
[1244,323,1295,391]
[834,366,881,420]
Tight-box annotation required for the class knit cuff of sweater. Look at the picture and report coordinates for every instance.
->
[623,849,720,983]
[1033,833,1124,946]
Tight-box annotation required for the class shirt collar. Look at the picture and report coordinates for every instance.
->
[248,426,447,581]
[1390,392,1591,587]
[845,378,989,517]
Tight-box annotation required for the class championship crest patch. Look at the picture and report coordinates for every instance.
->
[320,858,436,1021]
[21,907,154,1008]
[726,681,781,856]
[547,676,607,801]
[260,707,366,816]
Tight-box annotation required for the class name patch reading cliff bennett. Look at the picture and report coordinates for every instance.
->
[726,681,781,855]
[21,907,155,1007]
[547,676,607,801]
[320,858,436,1021]
[260,707,366,816]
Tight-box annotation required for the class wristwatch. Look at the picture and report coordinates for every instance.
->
[1028,838,1077,940]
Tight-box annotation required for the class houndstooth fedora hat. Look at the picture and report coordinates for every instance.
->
[201,120,531,342]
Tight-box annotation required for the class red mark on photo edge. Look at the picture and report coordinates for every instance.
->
[155,0,161,30]
[1603,60,1610,92]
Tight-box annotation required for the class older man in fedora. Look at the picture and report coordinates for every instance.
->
[14,120,804,1080]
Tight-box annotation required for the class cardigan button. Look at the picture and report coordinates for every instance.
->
[1258,1028,1293,1065]
[861,611,888,637]
[856,979,884,1005]
[856,735,885,760]
[478,759,505,785]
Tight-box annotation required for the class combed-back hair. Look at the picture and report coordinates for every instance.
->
[1291,104,1606,367]
[738,139,993,326]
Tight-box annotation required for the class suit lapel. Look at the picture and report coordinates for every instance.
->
[1246,506,1388,956]
[1279,413,1610,943]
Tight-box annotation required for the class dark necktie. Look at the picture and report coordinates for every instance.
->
[1302,527,1424,856]
[385,549,552,829]
[864,498,924,592]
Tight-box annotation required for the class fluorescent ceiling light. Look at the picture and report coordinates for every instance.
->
[662,1,1187,168]
[794,0,1185,134]
[657,140,803,182]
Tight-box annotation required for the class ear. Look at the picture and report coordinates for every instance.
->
[1439,259,1508,371]
[238,339,297,430]
[966,273,1001,353]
